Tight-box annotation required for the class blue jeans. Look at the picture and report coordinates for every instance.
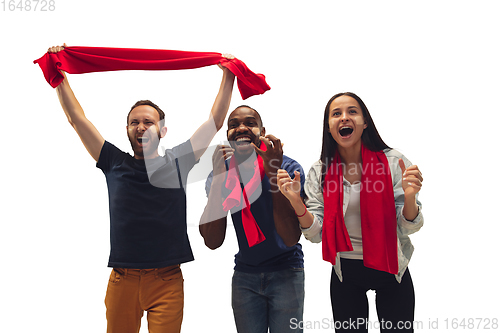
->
[232,268,305,333]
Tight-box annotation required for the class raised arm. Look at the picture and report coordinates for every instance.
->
[50,44,104,162]
[199,145,233,249]
[191,56,236,161]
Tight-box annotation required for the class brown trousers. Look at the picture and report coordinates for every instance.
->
[105,265,184,333]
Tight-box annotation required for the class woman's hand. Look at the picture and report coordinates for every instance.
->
[398,158,423,199]
[277,169,302,204]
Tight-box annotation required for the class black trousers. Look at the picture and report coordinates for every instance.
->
[330,258,415,332]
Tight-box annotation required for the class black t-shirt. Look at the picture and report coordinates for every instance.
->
[97,140,198,269]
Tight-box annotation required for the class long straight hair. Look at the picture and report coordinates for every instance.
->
[320,92,390,185]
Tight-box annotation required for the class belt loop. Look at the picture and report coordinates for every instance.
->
[124,268,128,278]
[155,268,159,279]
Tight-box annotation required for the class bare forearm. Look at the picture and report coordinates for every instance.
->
[271,184,301,247]
[56,77,87,127]
[210,69,235,130]
[191,69,235,161]
[288,196,314,230]
[199,180,228,249]
[402,195,419,221]
[54,75,104,161]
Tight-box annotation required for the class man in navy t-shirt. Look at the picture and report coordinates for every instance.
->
[200,106,305,333]
[49,44,236,333]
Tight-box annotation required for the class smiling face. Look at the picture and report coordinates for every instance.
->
[328,95,367,151]
[127,105,166,159]
[227,106,265,158]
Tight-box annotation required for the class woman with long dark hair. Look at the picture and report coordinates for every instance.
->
[277,92,423,332]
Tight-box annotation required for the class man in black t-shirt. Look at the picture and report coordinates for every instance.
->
[49,44,236,333]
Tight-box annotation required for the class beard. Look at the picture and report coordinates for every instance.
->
[127,131,161,159]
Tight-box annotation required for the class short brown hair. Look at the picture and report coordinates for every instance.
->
[127,100,165,126]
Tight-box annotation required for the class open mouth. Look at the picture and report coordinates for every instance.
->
[339,126,353,138]
[138,136,149,145]
[235,136,252,146]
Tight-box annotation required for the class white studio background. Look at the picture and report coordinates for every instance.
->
[1,1,498,332]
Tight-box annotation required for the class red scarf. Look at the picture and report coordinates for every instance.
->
[322,144,398,274]
[33,46,270,100]
[222,142,266,247]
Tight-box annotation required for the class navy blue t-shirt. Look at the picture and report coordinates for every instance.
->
[97,140,198,269]
[205,155,305,273]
